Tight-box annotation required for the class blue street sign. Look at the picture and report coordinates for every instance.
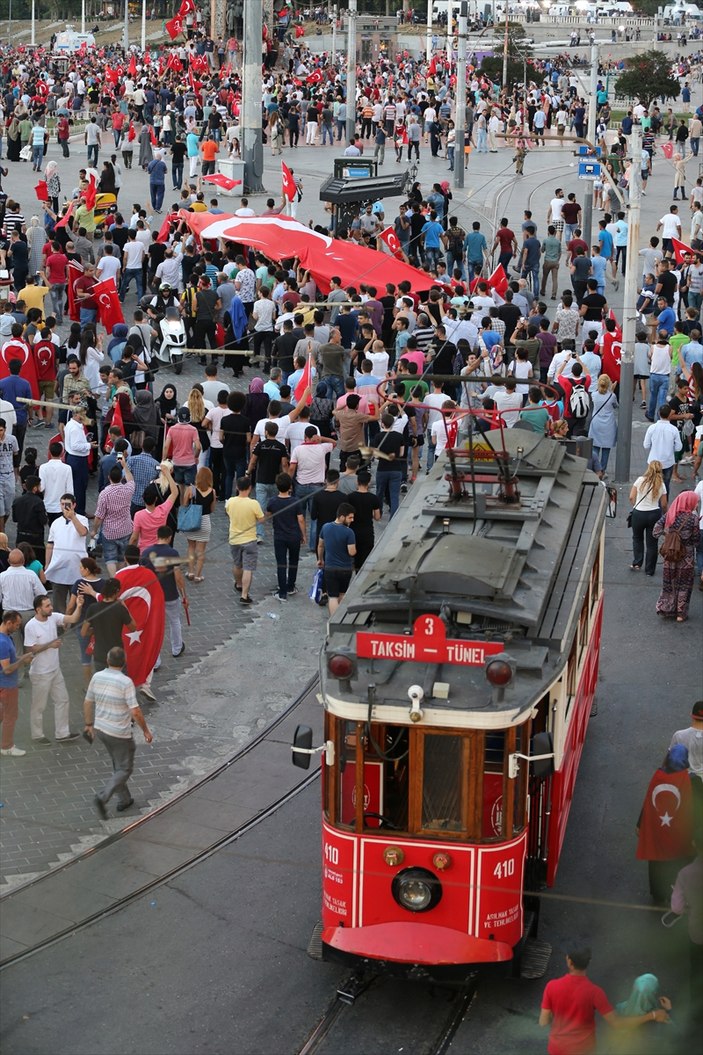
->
[578,161,601,181]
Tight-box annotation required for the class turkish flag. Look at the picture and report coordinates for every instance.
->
[54,200,76,230]
[661,141,674,160]
[143,51,151,67]
[179,0,196,13]
[149,125,158,147]
[378,226,405,260]
[93,278,125,333]
[672,236,696,263]
[82,175,97,213]
[35,181,49,202]
[128,53,137,77]
[105,64,118,84]
[636,767,693,861]
[127,122,136,142]
[37,81,48,97]
[306,69,323,85]
[294,355,313,405]
[0,341,40,400]
[165,14,184,40]
[114,565,166,688]
[166,51,182,73]
[487,264,509,298]
[202,173,242,191]
[67,260,85,322]
[281,161,297,202]
[157,209,179,243]
[428,56,437,76]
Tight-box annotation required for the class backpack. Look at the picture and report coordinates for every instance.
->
[660,528,685,563]
[569,384,590,419]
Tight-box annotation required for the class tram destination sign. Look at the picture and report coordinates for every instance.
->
[356,615,504,666]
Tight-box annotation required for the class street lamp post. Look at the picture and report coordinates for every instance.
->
[242,0,264,193]
[581,41,599,248]
[454,2,467,191]
[426,0,433,62]
[614,125,642,484]
[123,0,129,51]
[141,0,147,51]
[346,0,358,145]
[31,0,35,46]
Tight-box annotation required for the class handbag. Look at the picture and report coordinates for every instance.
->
[177,487,202,532]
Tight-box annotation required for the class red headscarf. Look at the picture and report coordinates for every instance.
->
[665,489,700,529]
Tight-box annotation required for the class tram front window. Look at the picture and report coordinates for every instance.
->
[422,734,463,832]
[362,725,409,832]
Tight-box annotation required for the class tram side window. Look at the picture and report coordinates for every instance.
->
[337,720,359,830]
[482,731,506,839]
[422,735,463,832]
[590,548,601,612]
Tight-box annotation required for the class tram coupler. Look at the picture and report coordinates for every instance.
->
[336,970,373,1005]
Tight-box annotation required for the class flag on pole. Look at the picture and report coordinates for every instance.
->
[378,226,405,260]
[93,278,125,333]
[165,14,184,40]
[671,236,696,263]
[202,173,242,191]
[661,141,674,160]
[55,200,76,231]
[82,175,97,213]
[294,355,313,405]
[128,53,137,77]
[281,161,297,202]
[306,69,323,85]
[66,260,84,322]
[179,0,196,13]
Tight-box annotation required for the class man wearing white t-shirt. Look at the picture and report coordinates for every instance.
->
[494,377,524,427]
[44,494,90,612]
[547,189,565,239]
[95,245,121,287]
[290,427,336,550]
[656,206,682,257]
[24,593,86,743]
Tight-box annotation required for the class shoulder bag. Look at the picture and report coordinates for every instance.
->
[626,483,653,529]
[660,527,685,563]
[177,486,203,532]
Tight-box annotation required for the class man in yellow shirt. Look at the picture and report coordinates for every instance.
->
[18,276,50,317]
[224,475,264,605]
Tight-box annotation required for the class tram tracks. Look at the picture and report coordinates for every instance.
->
[0,676,321,969]
[296,973,479,1055]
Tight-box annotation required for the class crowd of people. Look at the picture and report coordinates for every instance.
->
[0,14,701,1030]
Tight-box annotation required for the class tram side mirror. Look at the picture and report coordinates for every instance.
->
[530,731,555,780]
[291,725,313,770]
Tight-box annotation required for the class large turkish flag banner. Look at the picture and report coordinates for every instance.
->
[115,565,166,687]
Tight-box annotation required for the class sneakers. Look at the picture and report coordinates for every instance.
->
[32,736,52,745]
[139,684,156,702]
[234,582,242,592]
[94,795,108,820]
[173,644,186,657]
[1,746,26,756]
[239,595,253,605]
[56,733,81,743]
[287,587,298,596]
[272,591,287,600]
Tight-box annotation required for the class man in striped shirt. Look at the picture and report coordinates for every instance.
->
[84,645,152,818]
[90,455,135,575]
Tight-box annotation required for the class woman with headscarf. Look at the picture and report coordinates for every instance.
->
[44,160,61,214]
[107,323,129,364]
[244,377,270,434]
[636,745,693,904]
[98,160,116,196]
[138,123,153,170]
[653,490,701,621]
[131,390,160,453]
[26,216,47,278]
[6,113,21,162]
[156,382,178,454]
[612,975,674,1053]
[310,381,335,438]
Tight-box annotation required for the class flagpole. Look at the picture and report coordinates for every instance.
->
[242,0,265,193]
[346,0,357,144]
[123,0,129,51]
[31,0,35,46]
[141,0,147,51]
[81,0,85,35]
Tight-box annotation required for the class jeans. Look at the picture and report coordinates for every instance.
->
[113,129,123,148]
[523,267,540,299]
[49,283,66,322]
[120,267,143,301]
[294,481,322,550]
[425,246,441,269]
[323,374,345,400]
[691,136,700,157]
[87,143,99,166]
[592,445,611,472]
[648,373,670,419]
[476,128,488,152]
[164,598,184,655]
[688,291,702,314]
[498,252,513,276]
[447,145,455,170]
[273,538,300,597]
[564,224,577,243]
[663,464,674,495]
[95,731,136,808]
[29,669,71,740]
[321,123,334,145]
[65,452,89,514]
[79,307,97,327]
[150,182,165,211]
[376,470,402,517]
[426,442,437,470]
[31,144,44,170]
[223,454,247,499]
[255,482,278,539]
[172,162,183,189]
[446,251,465,279]
[631,507,661,574]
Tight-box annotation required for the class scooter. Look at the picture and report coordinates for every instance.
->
[156,307,186,375]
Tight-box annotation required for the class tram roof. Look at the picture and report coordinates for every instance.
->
[337,432,604,644]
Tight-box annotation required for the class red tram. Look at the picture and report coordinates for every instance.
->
[294,429,607,979]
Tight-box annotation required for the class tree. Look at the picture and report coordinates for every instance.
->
[615,50,681,109]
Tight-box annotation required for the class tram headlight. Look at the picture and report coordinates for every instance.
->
[327,654,355,680]
[485,654,515,687]
[391,867,442,913]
